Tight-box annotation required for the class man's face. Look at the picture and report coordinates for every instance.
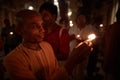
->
[22,15,45,43]
[77,15,86,25]
[40,10,55,27]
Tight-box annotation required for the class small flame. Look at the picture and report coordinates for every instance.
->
[87,33,96,41]
[75,33,96,48]
[76,34,80,38]
[10,32,13,35]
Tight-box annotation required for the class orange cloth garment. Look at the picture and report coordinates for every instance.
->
[4,41,71,80]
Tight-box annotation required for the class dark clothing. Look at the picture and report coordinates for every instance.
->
[0,62,4,80]
[1,26,22,55]
[103,22,120,78]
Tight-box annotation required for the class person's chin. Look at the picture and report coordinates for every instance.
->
[38,39,44,42]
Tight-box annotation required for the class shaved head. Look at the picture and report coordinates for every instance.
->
[15,9,42,35]
[15,10,41,27]
[14,9,44,43]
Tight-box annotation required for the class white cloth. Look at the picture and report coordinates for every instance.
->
[68,24,98,80]
[69,24,98,53]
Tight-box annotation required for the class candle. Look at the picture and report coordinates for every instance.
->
[75,33,96,48]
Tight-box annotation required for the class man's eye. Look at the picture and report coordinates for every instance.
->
[31,24,38,28]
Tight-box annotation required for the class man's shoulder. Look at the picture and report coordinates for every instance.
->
[40,41,54,54]
[3,47,21,63]
[4,45,21,55]
[40,41,50,44]
[106,22,118,29]
[40,41,52,48]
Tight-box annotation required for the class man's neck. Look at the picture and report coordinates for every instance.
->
[22,41,41,50]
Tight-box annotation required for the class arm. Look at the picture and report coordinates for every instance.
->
[64,43,91,74]
[50,43,91,80]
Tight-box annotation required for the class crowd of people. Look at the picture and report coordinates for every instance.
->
[0,1,120,80]
[3,9,91,80]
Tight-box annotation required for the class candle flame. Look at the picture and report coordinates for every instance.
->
[75,33,96,48]
[76,34,80,38]
[87,33,96,41]
[9,32,13,35]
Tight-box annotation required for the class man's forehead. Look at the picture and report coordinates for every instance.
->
[16,12,42,24]
[24,16,42,24]
[16,10,40,19]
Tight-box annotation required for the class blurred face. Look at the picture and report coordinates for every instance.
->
[40,10,55,27]
[21,15,45,43]
[77,15,86,25]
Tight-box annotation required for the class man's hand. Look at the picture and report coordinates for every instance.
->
[64,43,91,74]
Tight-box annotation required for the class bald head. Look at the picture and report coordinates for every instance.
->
[16,10,40,19]
[15,9,41,27]
[15,9,42,35]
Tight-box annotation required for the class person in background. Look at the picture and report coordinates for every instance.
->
[1,19,11,55]
[1,19,22,55]
[39,2,70,61]
[68,7,98,80]
[68,8,88,80]
[69,10,86,54]
[102,8,120,80]
[59,18,69,30]
[3,9,91,80]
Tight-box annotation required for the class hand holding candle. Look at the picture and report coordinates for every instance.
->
[65,42,91,73]
[87,33,96,41]
[75,33,96,48]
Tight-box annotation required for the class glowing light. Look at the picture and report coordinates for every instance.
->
[76,34,80,38]
[28,6,34,10]
[75,33,96,48]
[99,24,103,27]
[10,32,13,35]
[87,33,96,41]
[69,20,73,27]
[54,0,58,5]
[54,0,60,15]
[68,9,72,17]
[54,0,60,21]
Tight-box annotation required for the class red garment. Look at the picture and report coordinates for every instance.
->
[44,25,70,60]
